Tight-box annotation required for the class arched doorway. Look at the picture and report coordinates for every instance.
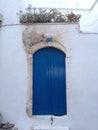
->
[33,47,67,116]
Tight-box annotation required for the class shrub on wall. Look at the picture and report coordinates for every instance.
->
[17,4,81,23]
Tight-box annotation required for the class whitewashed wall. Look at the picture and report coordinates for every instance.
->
[0,0,98,33]
[0,1,98,130]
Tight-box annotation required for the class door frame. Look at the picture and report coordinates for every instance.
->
[26,42,68,117]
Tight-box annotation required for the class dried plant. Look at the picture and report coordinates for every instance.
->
[66,12,81,22]
[18,5,81,23]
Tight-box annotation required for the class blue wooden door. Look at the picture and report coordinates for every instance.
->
[33,47,67,115]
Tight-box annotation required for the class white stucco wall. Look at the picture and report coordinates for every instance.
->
[0,0,98,33]
[0,23,98,130]
[0,1,98,130]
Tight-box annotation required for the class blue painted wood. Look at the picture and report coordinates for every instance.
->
[33,47,67,115]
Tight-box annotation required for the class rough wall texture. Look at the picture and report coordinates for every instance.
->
[22,27,67,118]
